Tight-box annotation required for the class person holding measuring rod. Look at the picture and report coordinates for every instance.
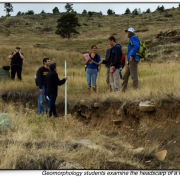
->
[46,63,68,118]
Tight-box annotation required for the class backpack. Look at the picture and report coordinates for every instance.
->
[130,36,147,59]
[113,44,126,69]
[85,53,99,72]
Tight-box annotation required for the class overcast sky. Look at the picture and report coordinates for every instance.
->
[1,3,179,16]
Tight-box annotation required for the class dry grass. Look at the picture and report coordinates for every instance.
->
[0,102,141,169]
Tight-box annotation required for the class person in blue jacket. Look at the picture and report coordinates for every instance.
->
[121,27,140,92]
[85,45,101,92]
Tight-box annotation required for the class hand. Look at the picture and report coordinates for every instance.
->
[39,89,43,94]
[13,51,16,55]
[130,56,133,62]
[19,51,21,54]
[64,76,68,80]
[99,61,102,65]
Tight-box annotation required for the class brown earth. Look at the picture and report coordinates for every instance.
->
[1,92,180,169]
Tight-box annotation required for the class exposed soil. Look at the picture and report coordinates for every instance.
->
[1,92,180,169]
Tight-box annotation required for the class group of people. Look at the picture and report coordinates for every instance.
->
[8,27,140,118]
[85,27,140,92]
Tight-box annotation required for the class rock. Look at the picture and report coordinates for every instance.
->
[155,150,167,161]
[139,101,156,112]
[94,103,101,108]
[58,161,84,169]
[0,113,13,131]
[132,147,145,154]
[80,99,90,107]
[70,139,101,150]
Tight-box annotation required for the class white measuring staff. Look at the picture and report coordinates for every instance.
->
[65,61,67,116]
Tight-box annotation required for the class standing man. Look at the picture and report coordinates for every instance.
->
[102,36,122,91]
[105,44,112,88]
[8,47,25,80]
[46,63,67,118]
[121,28,140,92]
[36,58,51,114]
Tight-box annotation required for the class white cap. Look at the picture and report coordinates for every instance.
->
[125,27,135,33]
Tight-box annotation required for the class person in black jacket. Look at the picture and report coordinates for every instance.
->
[102,36,122,91]
[8,47,25,80]
[46,63,68,118]
[36,58,51,114]
[104,44,112,88]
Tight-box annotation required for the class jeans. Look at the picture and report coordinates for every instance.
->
[11,65,22,80]
[49,95,57,117]
[86,69,98,87]
[38,86,50,114]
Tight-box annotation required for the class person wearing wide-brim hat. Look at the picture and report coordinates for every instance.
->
[121,28,140,92]
[8,46,25,80]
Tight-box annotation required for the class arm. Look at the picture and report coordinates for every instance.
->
[85,58,91,65]
[129,36,140,59]
[55,73,66,86]
[92,55,101,66]
[36,68,43,89]
[112,46,122,67]
[9,52,15,59]
[19,52,25,59]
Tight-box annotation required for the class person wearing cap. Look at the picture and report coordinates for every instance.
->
[8,47,25,80]
[36,58,51,115]
[121,28,140,91]
[46,63,68,118]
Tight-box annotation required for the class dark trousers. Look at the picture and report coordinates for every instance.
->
[49,95,58,117]
[11,65,22,80]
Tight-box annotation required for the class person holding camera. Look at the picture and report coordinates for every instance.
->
[8,47,25,80]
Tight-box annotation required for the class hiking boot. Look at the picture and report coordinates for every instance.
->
[93,86,96,92]
[87,86,91,90]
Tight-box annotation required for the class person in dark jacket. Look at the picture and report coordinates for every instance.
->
[46,63,68,118]
[102,36,122,91]
[105,44,112,87]
[36,58,51,114]
[121,27,140,92]
[8,47,25,80]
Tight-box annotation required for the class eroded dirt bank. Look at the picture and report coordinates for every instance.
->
[1,92,180,169]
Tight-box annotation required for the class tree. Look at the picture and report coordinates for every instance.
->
[137,8,141,15]
[41,10,45,14]
[124,8,131,14]
[55,13,81,39]
[16,11,22,16]
[25,10,34,15]
[88,11,93,17]
[107,9,115,15]
[156,5,165,12]
[65,3,74,13]
[4,3,13,16]
[82,9,87,15]
[146,8,151,13]
[132,8,138,15]
[52,7,60,14]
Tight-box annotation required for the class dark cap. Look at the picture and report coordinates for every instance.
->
[49,63,56,71]
[16,47,20,49]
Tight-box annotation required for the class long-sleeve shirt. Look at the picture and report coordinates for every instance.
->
[46,70,66,97]
[127,35,140,61]
[36,66,49,89]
